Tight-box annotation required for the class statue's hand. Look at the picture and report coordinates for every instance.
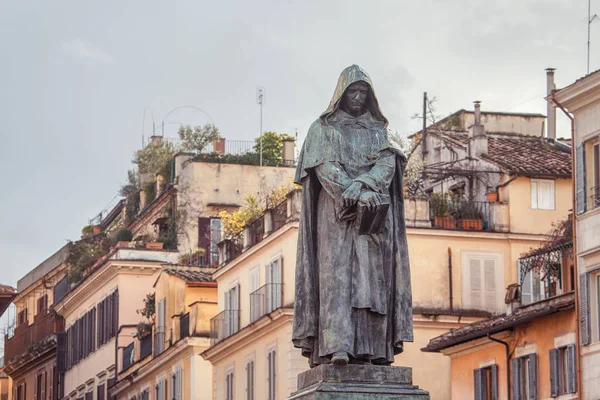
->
[359,191,381,211]
[342,181,363,207]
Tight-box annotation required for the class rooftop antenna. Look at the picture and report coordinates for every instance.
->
[257,87,266,166]
[588,0,598,74]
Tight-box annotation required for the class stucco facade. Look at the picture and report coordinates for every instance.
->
[111,267,217,400]
[555,73,600,400]
[53,249,178,400]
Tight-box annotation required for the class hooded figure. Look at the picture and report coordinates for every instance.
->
[292,65,413,367]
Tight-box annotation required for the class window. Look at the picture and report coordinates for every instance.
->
[224,285,240,337]
[138,388,149,400]
[592,143,600,209]
[267,349,276,400]
[16,382,26,400]
[85,392,93,400]
[35,371,46,400]
[550,344,577,396]
[474,365,498,400]
[511,354,537,400]
[519,262,563,305]
[37,295,48,316]
[580,270,600,345]
[225,371,234,400]
[155,298,166,355]
[462,253,502,313]
[97,290,118,347]
[66,307,99,369]
[246,361,254,400]
[198,217,222,266]
[170,368,182,400]
[154,378,166,400]
[97,383,105,400]
[18,308,28,327]
[531,179,555,210]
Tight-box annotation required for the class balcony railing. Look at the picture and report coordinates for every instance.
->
[590,186,600,209]
[180,313,190,340]
[271,200,288,232]
[140,334,152,359]
[122,342,134,371]
[210,310,239,346]
[4,311,56,364]
[429,198,491,231]
[250,284,283,323]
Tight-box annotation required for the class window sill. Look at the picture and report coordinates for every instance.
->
[542,393,577,400]
[581,340,600,356]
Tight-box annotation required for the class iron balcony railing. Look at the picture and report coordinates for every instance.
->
[429,198,492,231]
[250,284,283,323]
[591,186,600,209]
[163,138,255,156]
[122,342,134,371]
[140,334,152,359]
[180,313,190,340]
[271,200,288,232]
[210,310,239,346]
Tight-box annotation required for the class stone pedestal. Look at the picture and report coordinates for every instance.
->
[288,364,430,400]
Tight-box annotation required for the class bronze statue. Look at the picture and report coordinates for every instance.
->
[292,65,413,367]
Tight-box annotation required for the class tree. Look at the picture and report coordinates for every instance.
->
[253,131,295,165]
[120,169,141,224]
[134,140,176,177]
[178,123,221,153]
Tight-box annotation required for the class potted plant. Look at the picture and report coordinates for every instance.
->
[485,188,498,202]
[455,200,483,230]
[430,193,456,229]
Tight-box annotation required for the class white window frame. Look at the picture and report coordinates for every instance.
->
[155,376,166,400]
[266,344,277,400]
[245,355,255,400]
[530,179,555,210]
[170,364,183,400]
[461,251,504,313]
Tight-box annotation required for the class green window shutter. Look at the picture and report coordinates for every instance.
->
[549,348,560,397]
[474,369,483,400]
[490,365,498,400]
[566,344,577,394]
[528,354,538,400]
[580,273,591,346]
[512,358,522,400]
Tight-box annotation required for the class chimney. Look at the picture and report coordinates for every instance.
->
[282,139,295,165]
[469,101,488,157]
[213,138,226,155]
[546,68,556,140]
[150,135,163,144]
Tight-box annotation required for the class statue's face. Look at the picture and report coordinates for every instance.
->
[342,81,369,115]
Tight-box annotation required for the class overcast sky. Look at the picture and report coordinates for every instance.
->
[0,0,593,297]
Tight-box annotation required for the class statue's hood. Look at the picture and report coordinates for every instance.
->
[320,65,388,126]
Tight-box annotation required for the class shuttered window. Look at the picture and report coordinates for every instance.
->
[474,365,498,400]
[463,254,501,313]
[97,384,105,400]
[224,285,240,336]
[576,144,586,214]
[170,368,182,400]
[581,273,591,346]
[246,361,254,400]
[550,344,577,397]
[512,354,537,400]
[531,179,555,210]
[225,371,234,400]
[267,349,276,400]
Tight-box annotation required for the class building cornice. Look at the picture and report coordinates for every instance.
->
[54,260,161,317]
[406,227,548,243]
[201,307,293,364]
[554,72,600,111]
[213,223,299,280]
[440,331,514,358]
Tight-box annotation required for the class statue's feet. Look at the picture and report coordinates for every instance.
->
[331,351,349,365]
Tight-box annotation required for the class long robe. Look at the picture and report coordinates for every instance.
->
[292,65,413,366]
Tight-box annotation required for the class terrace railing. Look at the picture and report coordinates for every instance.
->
[591,186,600,210]
[122,342,134,371]
[139,334,152,360]
[429,198,491,231]
[210,310,239,346]
[4,311,56,364]
[180,313,190,340]
[250,284,283,323]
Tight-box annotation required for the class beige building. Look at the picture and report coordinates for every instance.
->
[554,70,600,399]
[53,248,178,400]
[110,267,217,400]
[202,144,572,400]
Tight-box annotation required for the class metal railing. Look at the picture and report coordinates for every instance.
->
[429,198,491,231]
[162,138,255,156]
[591,186,600,209]
[248,217,264,244]
[181,251,219,267]
[122,342,134,370]
[4,311,56,364]
[250,284,283,323]
[140,334,152,359]
[180,313,190,340]
[271,200,288,232]
[154,328,166,357]
[210,310,239,346]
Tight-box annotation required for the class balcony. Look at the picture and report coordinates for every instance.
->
[154,327,166,357]
[122,342,134,370]
[250,284,283,323]
[590,186,600,210]
[180,313,190,340]
[209,310,239,346]
[139,334,152,359]
[4,311,57,365]
[429,196,493,231]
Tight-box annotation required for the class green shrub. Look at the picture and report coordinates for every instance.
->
[115,229,133,242]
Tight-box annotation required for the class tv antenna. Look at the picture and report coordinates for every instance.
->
[256,87,266,166]
[588,0,598,74]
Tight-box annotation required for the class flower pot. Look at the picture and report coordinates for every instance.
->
[486,192,498,202]
[459,219,483,230]
[146,242,164,250]
[117,241,130,248]
[92,225,102,235]
[433,216,456,229]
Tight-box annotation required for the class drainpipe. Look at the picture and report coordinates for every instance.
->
[495,176,519,202]
[547,68,557,139]
[448,247,453,311]
[487,333,511,400]
[549,92,581,397]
